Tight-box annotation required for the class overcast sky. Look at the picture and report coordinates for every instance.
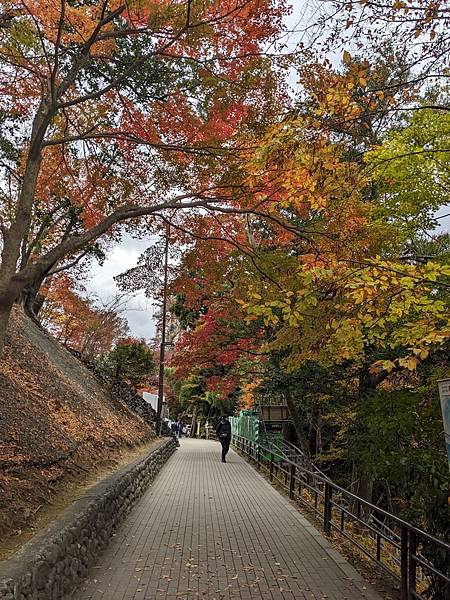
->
[84,237,158,342]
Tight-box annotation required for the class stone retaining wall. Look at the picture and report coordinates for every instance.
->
[0,437,177,600]
[67,349,158,427]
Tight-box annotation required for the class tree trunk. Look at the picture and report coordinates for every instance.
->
[357,472,374,509]
[284,387,311,461]
[190,405,197,438]
[384,481,395,514]
[0,106,49,358]
[32,294,45,317]
[316,412,322,454]
[350,462,373,521]
[350,464,374,521]
[18,271,48,322]
[19,258,58,319]
[356,375,375,509]
[309,402,322,456]
[348,365,380,518]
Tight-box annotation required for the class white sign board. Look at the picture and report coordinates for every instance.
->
[437,378,450,473]
[142,392,158,412]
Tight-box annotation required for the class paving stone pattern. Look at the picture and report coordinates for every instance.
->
[74,439,381,600]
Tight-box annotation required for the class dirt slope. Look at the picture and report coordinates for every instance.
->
[0,307,154,552]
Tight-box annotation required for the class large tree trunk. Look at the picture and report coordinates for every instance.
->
[0,102,52,358]
[348,364,386,516]
[18,271,48,322]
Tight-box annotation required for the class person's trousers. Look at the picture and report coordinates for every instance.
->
[220,438,230,461]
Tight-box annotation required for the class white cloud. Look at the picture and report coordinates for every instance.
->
[433,205,450,234]
[84,235,158,342]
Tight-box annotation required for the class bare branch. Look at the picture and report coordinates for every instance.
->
[13,192,232,286]
[56,3,127,102]
[47,250,91,276]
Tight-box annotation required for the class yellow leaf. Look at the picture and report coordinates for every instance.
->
[398,356,419,370]
[384,360,396,372]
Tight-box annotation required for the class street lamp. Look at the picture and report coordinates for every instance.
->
[156,225,170,436]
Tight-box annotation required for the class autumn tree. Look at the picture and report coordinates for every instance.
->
[102,338,156,386]
[308,0,450,116]
[155,9,450,588]
[166,52,450,482]
[40,274,129,359]
[0,0,288,356]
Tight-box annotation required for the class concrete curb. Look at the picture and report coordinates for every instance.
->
[0,437,177,600]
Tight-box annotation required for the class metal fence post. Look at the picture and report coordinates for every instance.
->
[408,529,417,597]
[324,481,332,534]
[289,463,296,499]
[400,525,409,600]
[234,434,450,596]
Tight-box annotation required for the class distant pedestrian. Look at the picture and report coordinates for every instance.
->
[171,421,178,437]
[216,416,231,463]
[177,421,184,439]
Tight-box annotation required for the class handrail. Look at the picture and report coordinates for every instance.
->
[264,438,405,547]
[264,437,327,477]
[232,433,450,600]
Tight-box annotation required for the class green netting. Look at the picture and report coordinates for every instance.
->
[259,432,283,462]
[230,414,283,462]
[230,414,258,441]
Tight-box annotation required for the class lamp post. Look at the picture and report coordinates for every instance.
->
[156,225,170,436]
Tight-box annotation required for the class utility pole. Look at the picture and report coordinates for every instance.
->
[156,226,170,436]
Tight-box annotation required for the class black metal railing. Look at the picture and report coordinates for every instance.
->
[232,434,450,600]
[265,437,326,477]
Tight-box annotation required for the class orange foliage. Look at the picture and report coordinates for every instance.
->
[240,380,260,409]
[40,274,128,359]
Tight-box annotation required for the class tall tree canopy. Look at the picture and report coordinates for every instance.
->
[0,0,288,354]
[163,43,450,572]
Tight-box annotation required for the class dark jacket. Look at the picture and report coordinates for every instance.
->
[216,420,231,439]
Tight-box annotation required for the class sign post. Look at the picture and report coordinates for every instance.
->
[437,378,450,474]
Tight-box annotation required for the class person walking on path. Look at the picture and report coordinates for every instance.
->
[216,415,231,462]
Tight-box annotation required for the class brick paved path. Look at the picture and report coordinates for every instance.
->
[74,439,381,600]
